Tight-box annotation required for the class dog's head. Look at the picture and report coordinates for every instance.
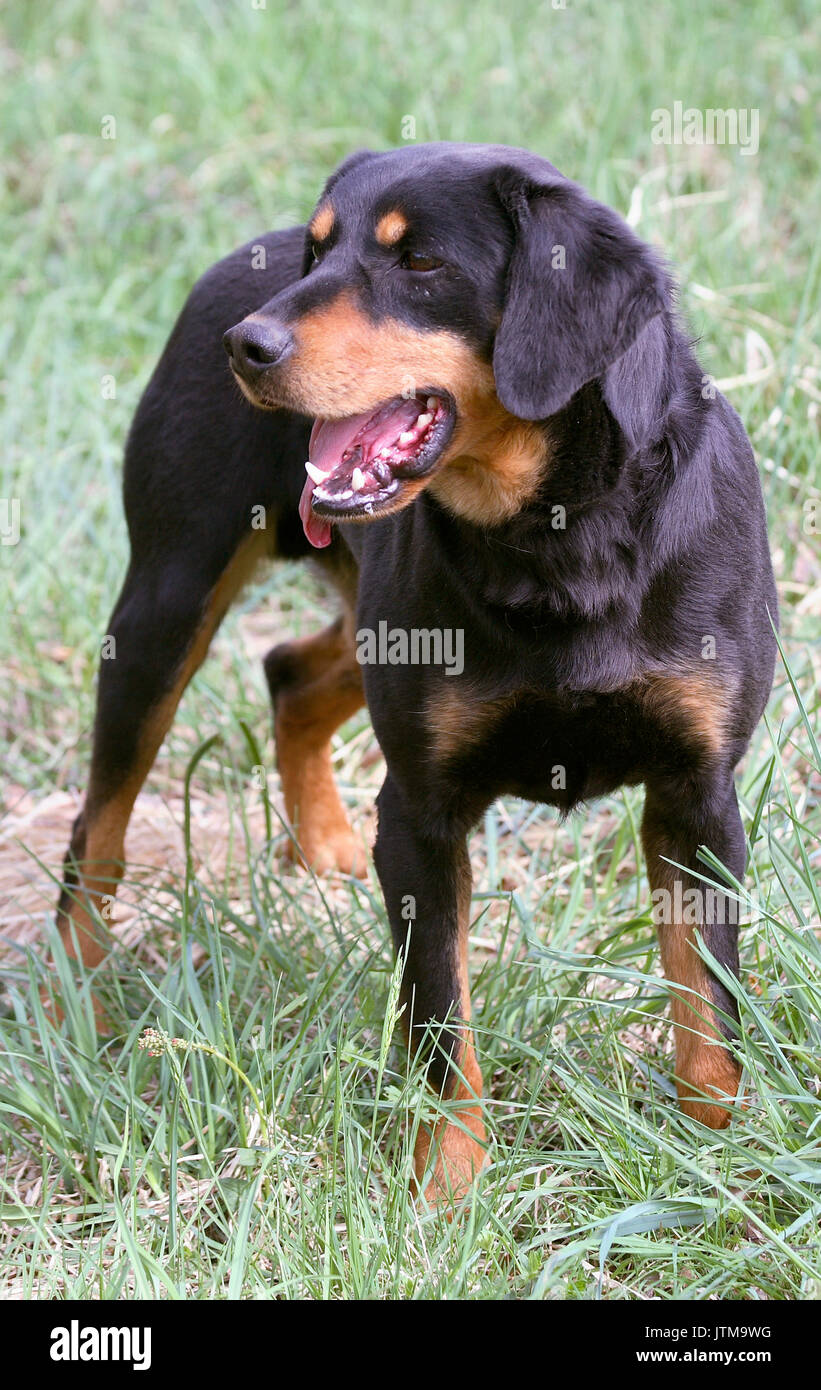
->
[224,143,670,546]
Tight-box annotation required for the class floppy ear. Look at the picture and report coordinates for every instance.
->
[492,171,670,421]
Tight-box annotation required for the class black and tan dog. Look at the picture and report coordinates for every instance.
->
[57,143,777,1202]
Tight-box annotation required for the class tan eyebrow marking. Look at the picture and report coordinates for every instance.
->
[375,210,408,247]
[309,202,335,242]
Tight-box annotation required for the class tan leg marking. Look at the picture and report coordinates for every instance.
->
[414,856,488,1208]
[643,827,741,1128]
[273,614,367,876]
[59,529,270,967]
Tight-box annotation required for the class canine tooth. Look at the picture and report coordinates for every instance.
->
[351,466,365,490]
[426,396,437,411]
[398,429,416,445]
[305,461,329,484]
[416,412,432,428]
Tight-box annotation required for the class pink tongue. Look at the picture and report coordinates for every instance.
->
[308,398,422,474]
[299,398,423,547]
[299,474,332,548]
[308,408,376,474]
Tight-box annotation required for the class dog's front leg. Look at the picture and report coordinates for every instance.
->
[642,773,746,1127]
[373,774,487,1206]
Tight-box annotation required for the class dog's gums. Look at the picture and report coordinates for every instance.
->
[299,391,456,547]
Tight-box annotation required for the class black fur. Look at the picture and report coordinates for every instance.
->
[61,143,777,1123]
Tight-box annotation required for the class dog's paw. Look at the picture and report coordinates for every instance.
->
[676,1048,742,1129]
[283,829,368,879]
[414,1108,488,1213]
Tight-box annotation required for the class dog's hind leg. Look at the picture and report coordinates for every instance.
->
[55,221,316,979]
[263,561,367,875]
[642,773,746,1128]
[57,529,270,969]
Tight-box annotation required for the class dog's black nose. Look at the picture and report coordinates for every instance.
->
[223,320,294,380]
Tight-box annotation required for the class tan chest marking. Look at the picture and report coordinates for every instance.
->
[426,684,530,764]
[635,668,737,762]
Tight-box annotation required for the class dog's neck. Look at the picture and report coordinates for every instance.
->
[430,378,623,523]
[428,391,549,526]
[422,382,645,624]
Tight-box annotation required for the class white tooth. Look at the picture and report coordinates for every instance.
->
[416,412,432,428]
[351,466,365,491]
[338,489,353,500]
[426,396,437,411]
[398,429,416,445]
[305,461,329,484]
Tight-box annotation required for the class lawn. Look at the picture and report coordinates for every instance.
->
[0,0,819,1299]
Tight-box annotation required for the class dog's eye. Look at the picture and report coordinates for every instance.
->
[311,244,321,263]
[401,251,443,273]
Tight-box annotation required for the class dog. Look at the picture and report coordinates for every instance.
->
[57,142,777,1204]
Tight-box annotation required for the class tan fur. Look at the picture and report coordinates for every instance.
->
[637,668,735,763]
[285,292,492,417]
[273,614,367,876]
[426,684,527,764]
[268,292,550,525]
[413,852,488,1208]
[643,829,741,1128]
[59,528,272,966]
[428,667,734,770]
[309,201,335,243]
[374,210,408,247]
[231,371,262,407]
[429,400,548,526]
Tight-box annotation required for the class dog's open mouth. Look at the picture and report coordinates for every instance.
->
[299,391,456,547]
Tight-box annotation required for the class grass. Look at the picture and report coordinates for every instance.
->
[1,0,820,1299]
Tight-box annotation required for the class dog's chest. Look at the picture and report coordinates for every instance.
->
[428,685,651,808]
